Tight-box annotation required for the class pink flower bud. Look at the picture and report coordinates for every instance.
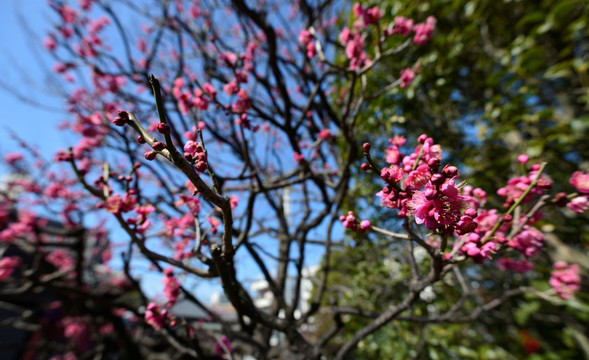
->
[517,154,529,164]
[112,117,127,126]
[360,220,371,232]
[362,142,371,153]
[152,141,166,151]
[157,123,170,134]
[144,151,157,160]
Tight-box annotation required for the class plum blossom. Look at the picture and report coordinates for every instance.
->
[567,196,589,213]
[413,16,436,45]
[400,68,416,88]
[163,267,180,307]
[390,16,413,36]
[549,262,581,299]
[408,179,465,231]
[0,256,22,280]
[508,226,543,258]
[570,171,589,194]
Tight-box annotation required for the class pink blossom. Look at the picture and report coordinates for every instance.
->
[517,154,529,164]
[408,180,464,231]
[567,196,589,214]
[0,256,22,280]
[145,302,168,330]
[298,29,313,46]
[570,171,589,194]
[385,145,402,164]
[293,152,304,163]
[508,227,543,258]
[390,16,413,36]
[46,249,75,271]
[413,16,436,45]
[230,195,239,210]
[223,81,238,95]
[339,211,371,233]
[43,35,57,51]
[404,164,431,189]
[549,262,581,299]
[163,267,180,307]
[0,222,33,243]
[380,165,404,184]
[4,152,24,166]
[339,27,352,44]
[318,129,334,141]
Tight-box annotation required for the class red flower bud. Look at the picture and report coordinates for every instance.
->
[195,160,207,172]
[137,135,146,144]
[152,141,166,151]
[112,117,127,126]
[157,123,170,134]
[362,142,371,153]
[144,151,157,160]
[360,163,371,171]
[118,110,129,119]
[441,165,459,178]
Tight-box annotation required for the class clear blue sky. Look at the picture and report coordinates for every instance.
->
[0,1,69,158]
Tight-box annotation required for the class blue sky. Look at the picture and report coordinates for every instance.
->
[0,1,70,158]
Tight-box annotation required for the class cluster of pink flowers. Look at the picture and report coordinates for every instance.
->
[339,211,371,233]
[497,165,552,207]
[163,267,180,307]
[384,15,436,46]
[145,302,171,330]
[375,134,471,235]
[0,256,22,281]
[352,3,382,29]
[46,249,76,272]
[339,27,370,70]
[183,141,208,172]
[549,262,581,299]
[172,77,214,115]
[508,226,544,258]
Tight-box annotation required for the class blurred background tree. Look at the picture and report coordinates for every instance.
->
[320,0,589,358]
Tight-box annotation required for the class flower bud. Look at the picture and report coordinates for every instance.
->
[152,141,166,151]
[144,151,157,161]
[137,135,146,144]
[441,165,459,178]
[112,117,127,126]
[430,173,445,185]
[118,110,129,119]
[157,123,170,134]
[195,160,207,172]
[554,192,568,207]
[360,162,371,171]
[362,142,371,153]
[427,157,441,170]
